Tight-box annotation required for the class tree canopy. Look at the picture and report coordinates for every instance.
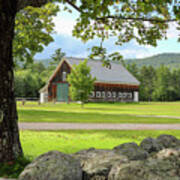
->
[67,60,96,107]
[13,0,180,65]
[13,2,59,65]
[50,48,66,66]
[1,0,180,163]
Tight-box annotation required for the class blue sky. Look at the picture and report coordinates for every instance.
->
[35,6,180,60]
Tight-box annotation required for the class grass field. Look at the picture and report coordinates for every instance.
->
[21,130,180,159]
[3,129,180,178]
[17,101,180,123]
[2,102,180,178]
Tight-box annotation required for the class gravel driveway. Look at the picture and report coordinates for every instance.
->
[19,122,180,130]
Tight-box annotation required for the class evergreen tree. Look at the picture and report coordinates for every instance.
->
[152,65,176,101]
[139,66,156,101]
[126,63,139,79]
[50,48,66,66]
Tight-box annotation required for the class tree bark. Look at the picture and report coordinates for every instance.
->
[0,1,23,162]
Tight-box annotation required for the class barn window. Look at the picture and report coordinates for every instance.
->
[118,92,122,98]
[128,93,132,99]
[112,92,116,98]
[62,71,67,81]
[102,91,106,98]
[96,91,101,98]
[123,92,127,98]
[107,91,112,98]
[90,91,95,98]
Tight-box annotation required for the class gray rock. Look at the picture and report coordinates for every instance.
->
[18,151,82,180]
[157,134,180,148]
[0,179,16,180]
[74,148,111,165]
[109,149,180,180]
[73,148,128,180]
[140,137,164,153]
[113,142,148,160]
[155,148,180,159]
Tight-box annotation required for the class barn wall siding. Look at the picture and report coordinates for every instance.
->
[89,84,137,102]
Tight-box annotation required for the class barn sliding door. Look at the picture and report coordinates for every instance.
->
[57,83,69,102]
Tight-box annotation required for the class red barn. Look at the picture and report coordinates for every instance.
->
[39,57,140,103]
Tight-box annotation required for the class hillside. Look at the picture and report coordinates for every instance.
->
[37,53,180,69]
[125,53,180,69]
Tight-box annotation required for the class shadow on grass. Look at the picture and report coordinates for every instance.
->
[18,109,133,123]
[18,109,180,124]
[48,130,180,140]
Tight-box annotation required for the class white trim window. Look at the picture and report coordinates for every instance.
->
[96,91,101,98]
[62,71,67,81]
[118,92,123,98]
[102,91,106,98]
[90,91,95,98]
[112,92,116,98]
[107,91,112,98]
[128,93,132,99]
[123,92,127,98]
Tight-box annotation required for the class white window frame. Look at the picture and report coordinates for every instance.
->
[62,71,67,81]
[107,91,112,98]
[90,91,95,98]
[112,92,116,98]
[123,92,127,98]
[96,91,101,98]
[102,91,106,98]
[118,92,123,98]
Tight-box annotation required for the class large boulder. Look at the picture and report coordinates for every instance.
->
[157,134,180,148]
[18,151,82,180]
[73,148,111,165]
[113,142,148,160]
[140,137,164,153]
[108,148,180,180]
[73,148,128,180]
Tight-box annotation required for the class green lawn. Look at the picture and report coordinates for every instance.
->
[3,129,180,178]
[21,130,180,159]
[17,101,180,123]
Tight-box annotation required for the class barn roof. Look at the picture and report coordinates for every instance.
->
[39,57,140,93]
[66,57,140,85]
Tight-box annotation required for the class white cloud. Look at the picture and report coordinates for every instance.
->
[166,22,179,39]
[117,48,156,59]
[53,14,76,36]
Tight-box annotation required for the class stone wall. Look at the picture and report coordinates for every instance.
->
[18,134,180,180]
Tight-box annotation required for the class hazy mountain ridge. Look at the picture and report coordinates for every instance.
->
[36,53,180,69]
[125,53,180,69]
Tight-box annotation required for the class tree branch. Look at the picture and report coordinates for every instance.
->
[97,16,176,23]
[64,0,82,13]
[17,0,52,12]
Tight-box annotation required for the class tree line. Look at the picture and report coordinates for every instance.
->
[14,48,64,98]
[14,62,53,98]
[14,56,180,102]
[126,63,180,101]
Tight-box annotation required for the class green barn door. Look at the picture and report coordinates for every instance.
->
[57,83,69,102]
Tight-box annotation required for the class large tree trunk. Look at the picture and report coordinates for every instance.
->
[0,1,23,163]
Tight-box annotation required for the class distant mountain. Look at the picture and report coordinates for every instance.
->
[125,53,180,69]
[36,53,180,69]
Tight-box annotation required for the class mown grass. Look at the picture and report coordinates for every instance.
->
[21,130,180,159]
[17,101,180,123]
[2,129,180,178]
